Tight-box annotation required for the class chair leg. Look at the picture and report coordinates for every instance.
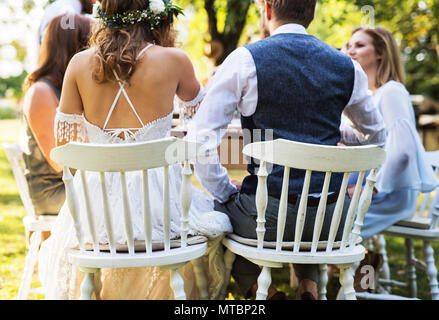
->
[338,264,356,300]
[79,267,98,300]
[192,257,208,300]
[405,238,417,298]
[423,241,439,300]
[318,264,328,300]
[256,266,272,300]
[375,234,391,293]
[17,231,42,300]
[170,269,187,300]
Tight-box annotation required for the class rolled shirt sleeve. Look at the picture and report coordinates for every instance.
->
[340,60,387,147]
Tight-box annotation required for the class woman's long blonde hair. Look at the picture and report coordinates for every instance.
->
[352,26,406,88]
[90,0,176,85]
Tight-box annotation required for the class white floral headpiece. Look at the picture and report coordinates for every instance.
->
[93,0,183,30]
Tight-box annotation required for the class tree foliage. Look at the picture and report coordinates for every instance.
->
[1,0,438,100]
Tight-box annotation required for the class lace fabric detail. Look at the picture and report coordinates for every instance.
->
[55,108,88,145]
[83,111,174,144]
[180,82,206,109]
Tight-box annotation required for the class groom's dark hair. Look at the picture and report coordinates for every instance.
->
[267,0,317,28]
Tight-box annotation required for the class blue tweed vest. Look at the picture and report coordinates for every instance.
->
[241,33,355,196]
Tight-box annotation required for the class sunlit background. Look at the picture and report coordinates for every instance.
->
[0,0,438,105]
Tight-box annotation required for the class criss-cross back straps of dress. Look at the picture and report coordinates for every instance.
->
[102,43,154,139]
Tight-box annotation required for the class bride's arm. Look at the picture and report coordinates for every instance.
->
[175,49,205,113]
[55,54,87,146]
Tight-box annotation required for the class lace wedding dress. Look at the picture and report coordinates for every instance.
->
[38,44,232,300]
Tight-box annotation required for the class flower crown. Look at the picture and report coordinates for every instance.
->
[93,0,184,30]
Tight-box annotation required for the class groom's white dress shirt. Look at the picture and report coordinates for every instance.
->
[187,23,386,204]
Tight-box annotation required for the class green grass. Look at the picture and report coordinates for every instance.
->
[0,119,438,300]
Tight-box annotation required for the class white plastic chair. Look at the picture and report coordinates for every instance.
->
[366,151,439,300]
[49,137,209,300]
[222,139,386,300]
[2,142,56,300]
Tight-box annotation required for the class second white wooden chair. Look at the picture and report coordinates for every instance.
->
[2,142,56,300]
[50,137,209,300]
[364,151,439,300]
[222,139,386,300]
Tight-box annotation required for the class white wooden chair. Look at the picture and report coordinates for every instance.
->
[222,139,386,300]
[364,151,439,300]
[2,142,56,300]
[49,137,209,300]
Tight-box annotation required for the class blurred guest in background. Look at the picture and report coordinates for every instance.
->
[38,0,95,45]
[345,26,439,240]
[22,13,92,217]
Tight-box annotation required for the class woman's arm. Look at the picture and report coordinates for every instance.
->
[55,53,86,146]
[23,82,63,172]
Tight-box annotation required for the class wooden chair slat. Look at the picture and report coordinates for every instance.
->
[311,172,332,253]
[180,161,192,248]
[142,170,152,254]
[256,161,269,250]
[79,170,99,253]
[350,169,378,248]
[276,167,291,252]
[163,166,171,252]
[340,171,366,252]
[120,172,135,255]
[326,173,349,253]
[293,169,312,253]
[63,166,85,252]
[99,172,116,255]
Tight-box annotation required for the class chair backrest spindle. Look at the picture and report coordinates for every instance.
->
[350,169,378,247]
[256,161,269,250]
[79,170,100,253]
[180,161,192,248]
[120,171,135,255]
[293,169,311,253]
[99,172,116,255]
[276,166,291,252]
[163,166,171,252]
[311,172,332,253]
[326,173,349,253]
[63,166,85,252]
[142,170,153,254]
[340,171,365,252]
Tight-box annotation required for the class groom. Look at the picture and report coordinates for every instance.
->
[187,0,386,300]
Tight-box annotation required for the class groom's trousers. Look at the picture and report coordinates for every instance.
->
[214,192,351,298]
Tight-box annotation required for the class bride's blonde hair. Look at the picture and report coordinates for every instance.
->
[352,26,406,88]
[90,0,176,85]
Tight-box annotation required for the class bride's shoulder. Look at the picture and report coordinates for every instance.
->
[65,48,96,75]
[149,46,192,66]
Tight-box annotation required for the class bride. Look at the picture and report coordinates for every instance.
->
[38,0,232,300]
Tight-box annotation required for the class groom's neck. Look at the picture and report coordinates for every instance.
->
[268,19,306,35]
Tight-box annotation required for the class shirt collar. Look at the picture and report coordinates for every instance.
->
[272,23,308,36]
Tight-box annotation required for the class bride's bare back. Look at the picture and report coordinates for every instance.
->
[59,43,200,131]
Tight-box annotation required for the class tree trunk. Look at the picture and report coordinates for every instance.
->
[204,0,253,66]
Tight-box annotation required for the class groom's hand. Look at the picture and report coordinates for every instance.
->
[231,180,242,192]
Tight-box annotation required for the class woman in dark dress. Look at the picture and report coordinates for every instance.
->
[21,13,92,216]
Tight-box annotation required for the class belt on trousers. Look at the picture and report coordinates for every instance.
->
[272,191,340,207]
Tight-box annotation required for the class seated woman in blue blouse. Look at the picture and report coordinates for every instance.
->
[345,26,439,240]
